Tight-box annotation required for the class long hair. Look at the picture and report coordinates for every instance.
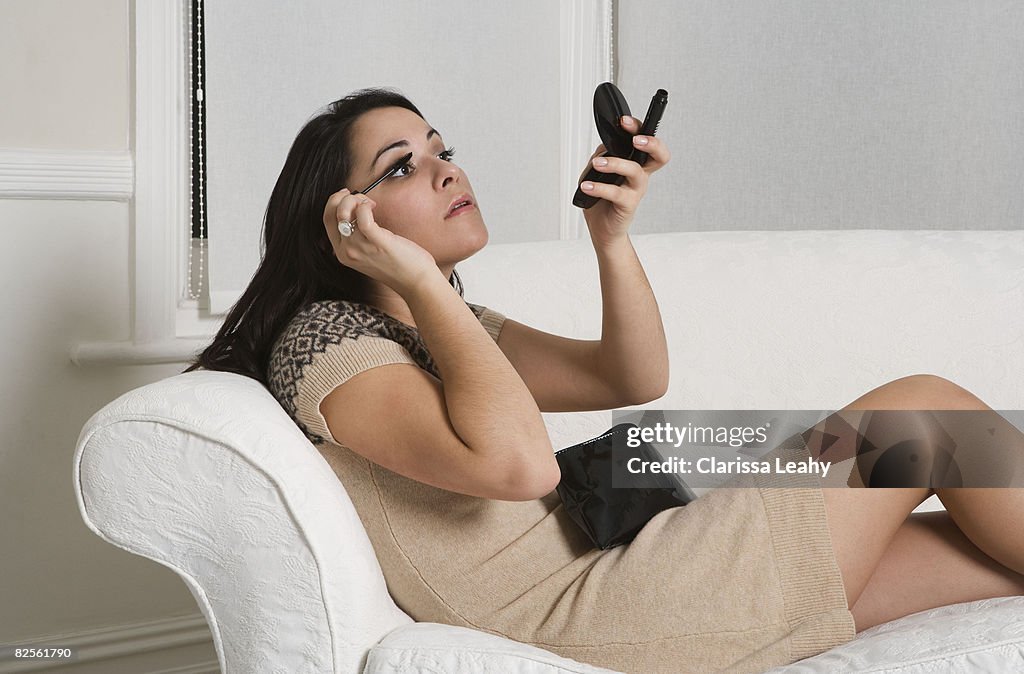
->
[183,88,463,384]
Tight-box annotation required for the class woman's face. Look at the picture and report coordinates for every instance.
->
[344,106,488,267]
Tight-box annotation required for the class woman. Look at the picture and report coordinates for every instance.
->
[184,88,1024,673]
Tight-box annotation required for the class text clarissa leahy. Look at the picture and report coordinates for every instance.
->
[627,455,833,478]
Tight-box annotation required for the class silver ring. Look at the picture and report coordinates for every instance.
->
[338,219,358,237]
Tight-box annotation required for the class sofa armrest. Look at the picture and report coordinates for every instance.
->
[73,370,413,674]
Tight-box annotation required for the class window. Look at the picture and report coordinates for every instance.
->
[71,0,611,365]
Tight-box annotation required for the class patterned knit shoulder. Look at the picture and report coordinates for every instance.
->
[265,299,490,432]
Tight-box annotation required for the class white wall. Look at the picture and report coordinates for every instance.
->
[0,2,129,150]
[0,0,218,669]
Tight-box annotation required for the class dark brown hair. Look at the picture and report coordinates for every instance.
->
[183,87,463,385]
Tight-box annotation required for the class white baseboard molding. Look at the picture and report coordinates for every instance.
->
[0,148,133,201]
[0,613,219,673]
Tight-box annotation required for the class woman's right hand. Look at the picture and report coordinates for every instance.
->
[322,188,439,295]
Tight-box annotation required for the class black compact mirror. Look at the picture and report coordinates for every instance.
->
[573,82,634,208]
[593,82,634,158]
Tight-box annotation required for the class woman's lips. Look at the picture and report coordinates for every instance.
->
[445,196,476,219]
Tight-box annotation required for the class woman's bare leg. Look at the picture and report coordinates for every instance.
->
[819,486,929,609]
[925,378,1024,576]
[817,374,1024,619]
[850,510,1024,632]
[940,488,1024,576]
[815,375,940,608]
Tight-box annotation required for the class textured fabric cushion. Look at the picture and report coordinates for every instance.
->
[458,230,1024,415]
[763,596,1024,673]
[364,623,622,674]
[363,599,1024,674]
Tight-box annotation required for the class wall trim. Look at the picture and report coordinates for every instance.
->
[0,613,217,673]
[0,149,133,201]
[70,0,193,367]
[131,0,189,344]
[559,0,614,240]
[70,338,208,366]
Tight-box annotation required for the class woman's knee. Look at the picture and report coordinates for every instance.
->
[851,374,987,411]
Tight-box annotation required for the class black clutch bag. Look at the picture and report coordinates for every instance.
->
[554,422,697,550]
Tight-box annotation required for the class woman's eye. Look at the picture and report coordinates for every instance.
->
[393,162,415,177]
[390,146,456,180]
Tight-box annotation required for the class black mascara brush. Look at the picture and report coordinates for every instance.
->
[355,152,413,195]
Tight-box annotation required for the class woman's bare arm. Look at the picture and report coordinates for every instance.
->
[491,235,669,413]
[592,235,670,402]
[401,270,559,490]
[319,268,559,501]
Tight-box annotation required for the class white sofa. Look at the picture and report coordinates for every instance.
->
[74,230,1024,673]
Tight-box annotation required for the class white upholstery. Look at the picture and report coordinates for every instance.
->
[365,623,621,673]
[74,230,1024,673]
[73,371,412,673]
[760,596,1024,673]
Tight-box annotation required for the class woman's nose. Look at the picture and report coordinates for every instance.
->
[435,160,459,189]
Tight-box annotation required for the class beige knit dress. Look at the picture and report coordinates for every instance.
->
[266,299,857,674]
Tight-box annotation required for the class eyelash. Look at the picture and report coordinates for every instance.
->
[392,146,457,178]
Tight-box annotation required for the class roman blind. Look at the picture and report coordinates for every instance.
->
[203,1,562,314]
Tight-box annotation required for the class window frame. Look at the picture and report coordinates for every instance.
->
[70,0,610,366]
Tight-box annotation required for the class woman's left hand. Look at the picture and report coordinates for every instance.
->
[578,115,671,246]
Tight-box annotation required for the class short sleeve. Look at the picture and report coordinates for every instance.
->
[268,299,508,447]
[294,335,419,446]
[468,303,507,342]
[267,300,425,446]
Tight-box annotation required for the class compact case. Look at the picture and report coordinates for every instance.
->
[593,82,636,158]
[573,82,668,208]
[554,422,697,549]
[573,83,636,209]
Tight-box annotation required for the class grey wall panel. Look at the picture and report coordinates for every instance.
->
[616,1,1024,231]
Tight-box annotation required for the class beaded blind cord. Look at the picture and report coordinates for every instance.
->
[187,0,207,301]
[609,0,616,84]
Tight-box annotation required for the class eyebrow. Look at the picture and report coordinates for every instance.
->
[371,128,440,171]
